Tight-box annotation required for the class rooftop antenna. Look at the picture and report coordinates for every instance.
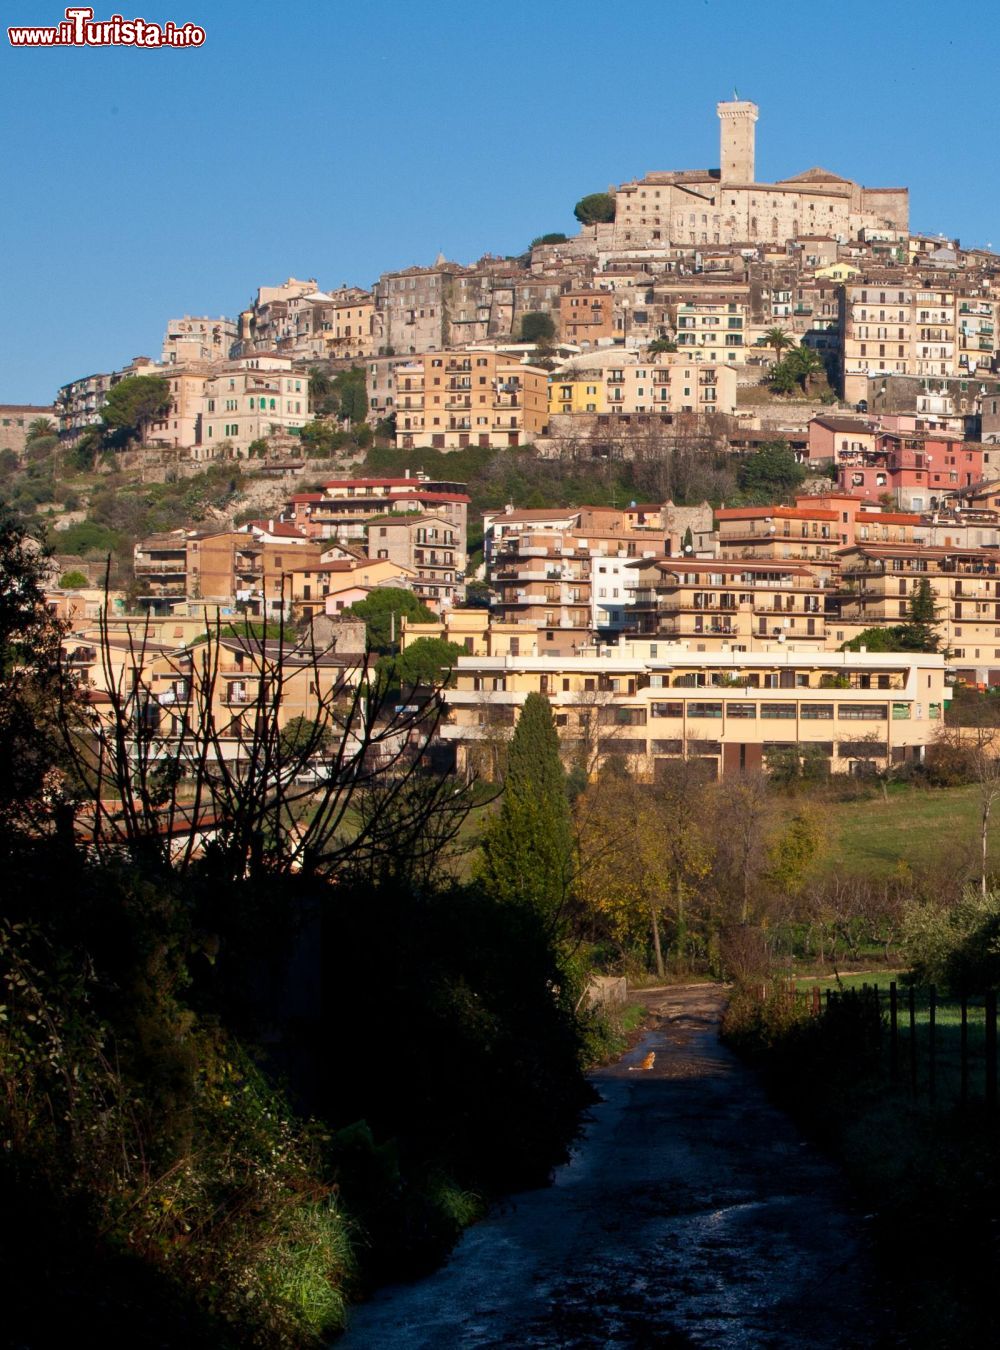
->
[733,86,739,100]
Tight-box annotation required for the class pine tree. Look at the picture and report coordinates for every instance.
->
[903,578,941,651]
[476,692,573,922]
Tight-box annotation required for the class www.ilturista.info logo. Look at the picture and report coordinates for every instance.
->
[8,6,205,46]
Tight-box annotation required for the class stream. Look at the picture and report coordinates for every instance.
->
[338,985,892,1348]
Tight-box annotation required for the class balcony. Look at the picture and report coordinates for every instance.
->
[135,559,186,573]
[138,585,187,599]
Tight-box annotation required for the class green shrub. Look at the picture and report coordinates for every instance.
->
[903,888,1000,990]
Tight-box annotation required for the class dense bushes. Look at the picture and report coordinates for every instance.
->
[0,849,352,1347]
[903,888,1000,990]
[316,881,596,1283]
[0,841,595,1341]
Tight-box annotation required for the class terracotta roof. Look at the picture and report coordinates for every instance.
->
[638,559,815,577]
[716,507,839,521]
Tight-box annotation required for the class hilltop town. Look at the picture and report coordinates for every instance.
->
[10,71,1000,1350]
[9,97,1000,781]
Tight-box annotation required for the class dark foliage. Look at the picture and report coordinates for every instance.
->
[317,880,596,1282]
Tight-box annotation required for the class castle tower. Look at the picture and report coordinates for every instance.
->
[717,98,759,183]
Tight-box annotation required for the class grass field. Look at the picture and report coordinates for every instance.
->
[818,784,996,880]
[453,782,996,885]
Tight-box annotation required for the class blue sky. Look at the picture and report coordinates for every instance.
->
[3,0,1000,404]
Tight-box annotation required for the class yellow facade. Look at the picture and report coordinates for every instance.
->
[548,376,607,416]
[438,640,948,781]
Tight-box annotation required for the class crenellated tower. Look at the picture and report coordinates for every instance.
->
[717,98,759,183]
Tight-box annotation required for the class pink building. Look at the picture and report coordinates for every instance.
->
[837,432,983,509]
[806,416,877,464]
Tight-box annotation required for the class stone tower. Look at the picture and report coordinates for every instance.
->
[717,98,759,183]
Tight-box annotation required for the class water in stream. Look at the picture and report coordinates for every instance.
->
[338,987,891,1348]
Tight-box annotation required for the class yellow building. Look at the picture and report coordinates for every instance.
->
[437,640,948,781]
[548,376,607,417]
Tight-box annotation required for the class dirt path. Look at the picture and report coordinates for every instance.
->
[337,986,893,1347]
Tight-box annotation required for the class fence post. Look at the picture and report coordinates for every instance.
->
[909,984,917,1097]
[960,992,968,1110]
[928,985,936,1105]
[812,985,820,1016]
[889,981,898,1087]
[987,990,997,1116]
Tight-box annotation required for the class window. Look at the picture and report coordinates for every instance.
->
[651,701,683,718]
[687,702,723,718]
[838,704,888,720]
[726,703,757,719]
[599,707,647,727]
[761,703,796,719]
[800,703,834,719]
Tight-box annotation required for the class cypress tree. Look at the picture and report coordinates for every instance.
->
[903,578,941,651]
[477,692,574,921]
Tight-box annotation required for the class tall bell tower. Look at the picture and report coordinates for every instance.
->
[717,98,759,183]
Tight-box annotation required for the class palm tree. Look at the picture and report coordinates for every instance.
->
[763,327,793,363]
[788,346,823,393]
[27,417,57,441]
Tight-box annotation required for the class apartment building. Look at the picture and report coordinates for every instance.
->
[133,528,322,616]
[715,496,920,577]
[365,354,414,424]
[626,559,827,647]
[56,356,161,440]
[199,356,308,454]
[284,476,468,558]
[490,506,672,653]
[368,512,462,609]
[145,364,213,449]
[371,262,459,353]
[281,287,374,360]
[394,350,549,449]
[806,415,878,464]
[836,543,1000,682]
[436,642,945,781]
[237,277,318,352]
[956,295,997,374]
[548,375,607,416]
[285,556,416,621]
[401,608,538,658]
[839,280,999,405]
[836,432,984,509]
[558,288,616,345]
[604,356,738,416]
[673,295,751,363]
[141,631,370,748]
[161,316,237,365]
